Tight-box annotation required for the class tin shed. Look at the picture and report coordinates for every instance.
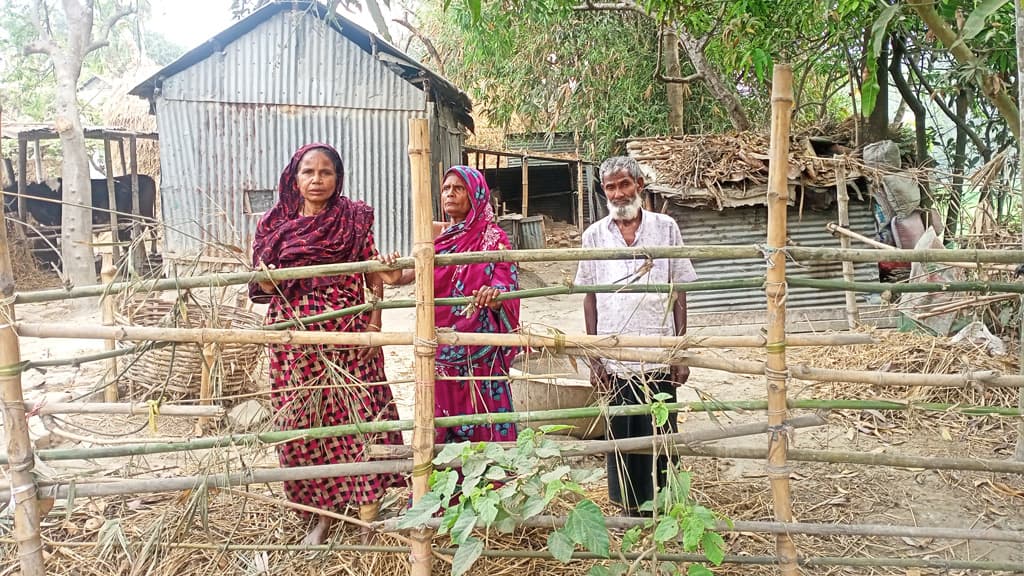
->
[130,0,472,267]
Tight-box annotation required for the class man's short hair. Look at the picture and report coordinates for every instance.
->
[599,156,645,183]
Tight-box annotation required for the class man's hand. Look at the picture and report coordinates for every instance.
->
[670,364,690,387]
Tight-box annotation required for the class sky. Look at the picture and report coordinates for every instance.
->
[146,0,382,51]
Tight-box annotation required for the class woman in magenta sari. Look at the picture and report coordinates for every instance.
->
[381,166,520,443]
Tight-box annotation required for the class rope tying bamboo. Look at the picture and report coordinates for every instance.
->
[0,361,27,376]
[765,341,786,354]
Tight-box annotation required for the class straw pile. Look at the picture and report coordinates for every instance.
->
[7,221,60,290]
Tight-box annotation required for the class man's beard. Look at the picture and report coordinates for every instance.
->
[607,193,643,221]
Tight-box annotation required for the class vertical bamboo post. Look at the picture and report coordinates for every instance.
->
[764,64,799,575]
[0,106,46,576]
[521,156,529,217]
[117,138,127,176]
[103,138,120,264]
[409,117,435,576]
[835,158,859,328]
[17,138,28,220]
[129,135,143,276]
[197,343,216,434]
[32,140,43,182]
[576,161,585,229]
[101,256,118,402]
[1014,0,1024,461]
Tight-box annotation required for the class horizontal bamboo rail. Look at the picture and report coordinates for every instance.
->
[788,277,1024,294]
[378,515,1024,544]
[368,415,826,459]
[1,538,1018,572]
[6,397,1019,466]
[24,402,223,417]
[15,244,1024,305]
[15,322,873,349]
[574,346,1024,388]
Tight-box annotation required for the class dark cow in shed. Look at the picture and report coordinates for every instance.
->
[2,158,158,245]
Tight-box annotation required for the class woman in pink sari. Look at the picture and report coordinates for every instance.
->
[381,166,520,443]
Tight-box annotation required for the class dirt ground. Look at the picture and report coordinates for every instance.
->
[2,253,1024,575]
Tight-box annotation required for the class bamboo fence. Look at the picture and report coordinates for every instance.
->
[6,114,1024,576]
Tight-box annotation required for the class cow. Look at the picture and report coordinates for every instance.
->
[2,157,158,246]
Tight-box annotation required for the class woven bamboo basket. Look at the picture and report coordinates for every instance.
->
[117,298,267,402]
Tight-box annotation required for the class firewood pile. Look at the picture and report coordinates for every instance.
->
[625,131,862,210]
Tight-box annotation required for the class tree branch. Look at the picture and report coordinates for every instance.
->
[28,0,56,55]
[888,36,927,165]
[573,0,643,13]
[900,37,990,159]
[85,3,135,55]
[392,17,444,76]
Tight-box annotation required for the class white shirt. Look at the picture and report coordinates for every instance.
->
[574,210,698,375]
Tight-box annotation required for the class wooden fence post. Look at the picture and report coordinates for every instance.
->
[835,158,859,328]
[409,117,436,576]
[101,256,118,402]
[0,104,46,576]
[103,138,120,264]
[764,63,799,576]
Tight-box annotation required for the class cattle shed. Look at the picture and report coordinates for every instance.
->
[129,0,473,268]
[623,133,893,332]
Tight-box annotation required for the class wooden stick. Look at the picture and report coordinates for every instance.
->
[197,342,216,434]
[765,63,798,576]
[521,156,529,217]
[14,321,875,349]
[835,159,859,328]
[408,117,435,576]
[16,245,1024,305]
[0,113,45,576]
[101,257,118,402]
[17,138,28,220]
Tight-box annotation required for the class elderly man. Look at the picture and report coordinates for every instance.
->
[574,155,698,516]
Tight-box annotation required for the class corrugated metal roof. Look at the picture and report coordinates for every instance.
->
[156,99,422,260]
[131,1,473,130]
[671,201,879,313]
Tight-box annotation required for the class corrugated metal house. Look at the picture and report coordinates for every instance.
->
[623,134,886,330]
[130,0,472,266]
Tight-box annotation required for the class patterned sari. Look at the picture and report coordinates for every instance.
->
[250,143,404,513]
[433,166,520,443]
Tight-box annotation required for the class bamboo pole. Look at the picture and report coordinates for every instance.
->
[0,111,46,576]
[129,134,144,275]
[378,515,1024,545]
[408,117,435,576]
[197,342,216,434]
[369,414,826,459]
[576,160,585,228]
[521,156,529,217]
[22,401,223,416]
[16,244,1024,305]
[825,222,1018,272]
[103,138,121,263]
[10,398,1020,467]
[1015,0,1024,462]
[17,138,28,220]
[835,159,859,327]
[101,257,118,402]
[15,322,874,350]
[764,63,798,576]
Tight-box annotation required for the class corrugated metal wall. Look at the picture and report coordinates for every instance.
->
[670,200,879,313]
[154,8,455,262]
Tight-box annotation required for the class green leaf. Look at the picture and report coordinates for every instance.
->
[682,515,706,551]
[495,515,517,533]
[451,536,484,576]
[521,493,547,519]
[465,0,482,23]
[570,468,605,485]
[545,479,565,503]
[434,469,460,500]
[870,3,899,58]
[701,532,726,566]
[475,492,500,526]
[652,403,669,427]
[539,424,574,433]
[462,455,488,480]
[652,392,672,402]
[861,70,880,117]
[960,0,1011,43]
[438,504,461,536]
[396,493,442,529]
[660,561,681,576]
[452,508,478,545]
[588,566,612,576]
[541,465,572,484]
[535,439,561,458]
[548,529,576,563]
[673,470,692,502]
[434,442,467,465]
[485,465,507,481]
[621,526,642,553]
[653,517,680,543]
[687,565,714,576]
[565,500,610,557]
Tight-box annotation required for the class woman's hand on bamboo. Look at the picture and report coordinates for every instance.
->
[256,262,276,293]
[472,286,502,311]
[376,252,411,285]
[358,321,382,363]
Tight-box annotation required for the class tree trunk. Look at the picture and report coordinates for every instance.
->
[947,89,969,237]
[866,34,889,143]
[909,0,1020,140]
[363,0,393,43]
[675,26,750,131]
[53,58,96,292]
[663,27,684,135]
[888,38,926,164]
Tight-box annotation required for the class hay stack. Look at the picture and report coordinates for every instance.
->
[100,72,161,181]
